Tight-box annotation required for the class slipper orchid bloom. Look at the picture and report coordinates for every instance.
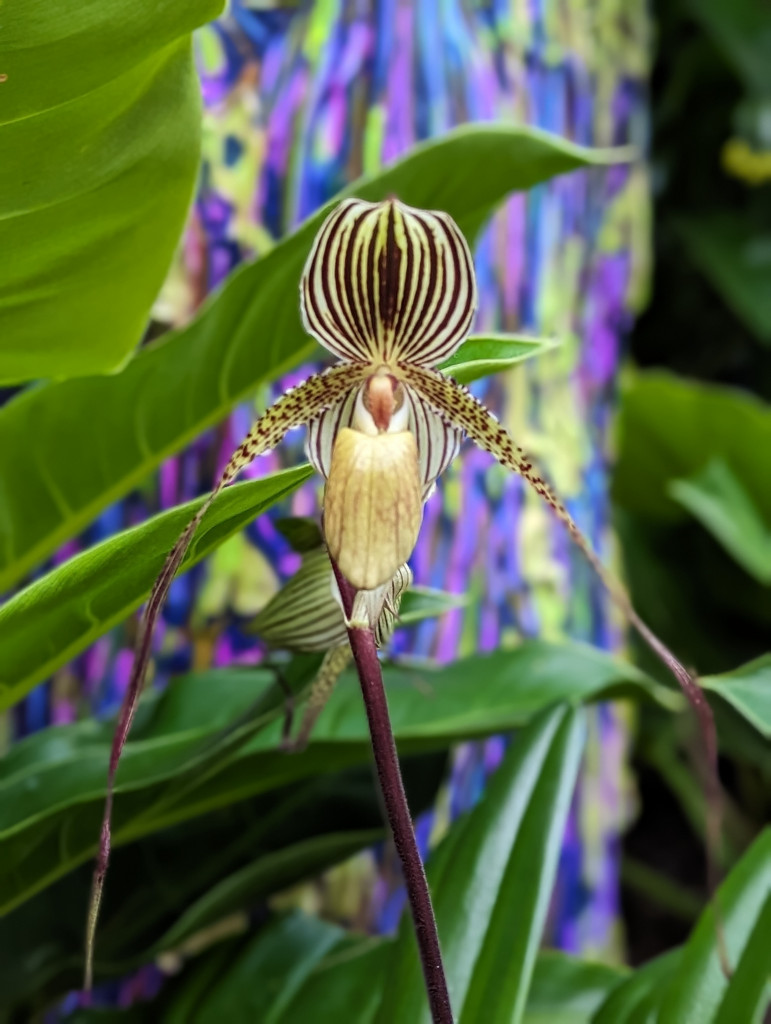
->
[85,196,714,989]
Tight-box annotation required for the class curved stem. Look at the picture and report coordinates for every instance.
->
[331,559,453,1024]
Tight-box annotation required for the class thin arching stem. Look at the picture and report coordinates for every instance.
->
[330,559,453,1024]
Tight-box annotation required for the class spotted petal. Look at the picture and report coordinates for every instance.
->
[301,197,477,367]
[402,363,721,789]
[84,359,366,989]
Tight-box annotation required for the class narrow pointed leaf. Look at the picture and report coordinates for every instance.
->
[376,704,586,1023]
[0,464,313,711]
[591,951,680,1023]
[658,829,771,1023]
[701,655,771,739]
[713,890,771,1024]
[0,123,631,590]
[439,333,560,385]
[668,458,771,584]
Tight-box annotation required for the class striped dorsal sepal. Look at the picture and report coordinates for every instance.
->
[301,197,477,367]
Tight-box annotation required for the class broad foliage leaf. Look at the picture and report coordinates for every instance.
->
[0,0,225,384]
[0,465,313,710]
[65,704,589,1022]
[0,124,629,590]
[0,642,664,914]
[613,372,771,525]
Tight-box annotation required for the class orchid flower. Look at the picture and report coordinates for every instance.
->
[85,196,717,989]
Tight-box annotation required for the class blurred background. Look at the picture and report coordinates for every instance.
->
[3,0,770,1018]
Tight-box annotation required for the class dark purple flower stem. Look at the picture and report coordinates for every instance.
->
[331,559,453,1024]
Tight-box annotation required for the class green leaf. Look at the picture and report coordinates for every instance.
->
[0,123,631,590]
[0,0,225,384]
[685,0,771,96]
[396,585,472,625]
[677,216,771,346]
[713,890,771,1024]
[668,458,771,584]
[81,705,588,1023]
[0,641,664,915]
[154,828,382,955]
[658,829,771,1023]
[0,464,313,711]
[133,925,625,1024]
[523,952,627,1024]
[439,333,560,384]
[0,753,447,1013]
[591,950,680,1023]
[701,654,771,739]
[613,371,771,523]
[377,704,586,1024]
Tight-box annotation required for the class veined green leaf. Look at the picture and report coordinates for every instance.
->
[0,642,664,914]
[0,123,631,590]
[0,0,225,384]
[0,751,448,1011]
[0,465,313,711]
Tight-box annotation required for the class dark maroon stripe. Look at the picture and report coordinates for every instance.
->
[402,211,441,357]
[342,208,373,354]
[393,214,423,355]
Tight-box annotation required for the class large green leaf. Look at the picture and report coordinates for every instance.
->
[523,953,627,1024]
[0,124,630,590]
[0,753,447,1013]
[669,458,771,584]
[0,327,550,706]
[377,704,586,1023]
[0,464,313,711]
[0,642,665,914]
[72,929,625,1024]
[613,371,771,523]
[82,704,586,1023]
[713,890,771,1024]
[0,0,224,384]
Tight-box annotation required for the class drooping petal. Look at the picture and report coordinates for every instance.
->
[301,198,477,367]
[323,427,423,590]
[218,362,368,488]
[403,363,722,804]
[85,360,366,989]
